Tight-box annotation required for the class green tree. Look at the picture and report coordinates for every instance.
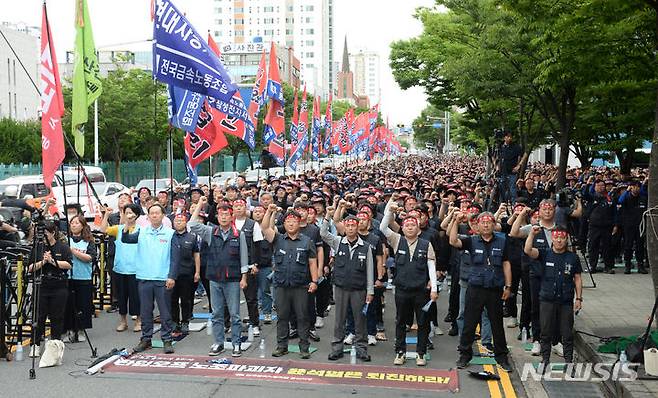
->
[0,118,41,163]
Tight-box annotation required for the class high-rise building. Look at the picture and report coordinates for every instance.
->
[0,22,39,121]
[211,0,334,98]
[350,50,380,104]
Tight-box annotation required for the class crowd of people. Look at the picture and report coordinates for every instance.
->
[2,145,650,373]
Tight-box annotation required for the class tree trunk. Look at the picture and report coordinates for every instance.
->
[247,151,254,170]
[232,151,238,171]
[556,130,570,189]
[648,6,658,301]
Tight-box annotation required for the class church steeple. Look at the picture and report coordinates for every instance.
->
[341,36,350,73]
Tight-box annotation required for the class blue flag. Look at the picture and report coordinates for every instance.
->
[167,85,205,132]
[153,0,236,102]
[206,95,256,149]
[288,133,308,172]
[183,150,198,186]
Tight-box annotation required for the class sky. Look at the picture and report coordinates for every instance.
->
[3,0,436,126]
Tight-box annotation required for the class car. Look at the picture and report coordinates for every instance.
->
[244,168,269,184]
[62,165,106,183]
[134,178,179,194]
[58,182,131,218]
[212,171,239,186]
[0,173,78,202]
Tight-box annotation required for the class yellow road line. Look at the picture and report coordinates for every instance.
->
[499,366,516,398]
[483,363,503,398]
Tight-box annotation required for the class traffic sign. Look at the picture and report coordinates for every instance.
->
[432,122,443,128]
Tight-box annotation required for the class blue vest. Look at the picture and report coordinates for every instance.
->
[204,227,242,282]
[468,233,506,288]
[525,229,549,277]
[133,226,175,281]
[69,238,93,281]
[114,225,139,275]
[272,234,312,288]
[539,250,579,305]
[393,237,430,291]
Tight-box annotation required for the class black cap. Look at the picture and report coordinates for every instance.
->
[189,188,204,196]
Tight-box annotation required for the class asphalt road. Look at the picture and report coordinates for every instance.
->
[0,284,525,398]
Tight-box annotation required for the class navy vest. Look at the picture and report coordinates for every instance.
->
[468,233,506,288]
[539,250,579,305]
[393,237,430,291]
[205,227,242,282]
[272,234,312,288]
[333,240,369,291]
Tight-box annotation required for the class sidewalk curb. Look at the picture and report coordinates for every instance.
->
[574,318,655,398]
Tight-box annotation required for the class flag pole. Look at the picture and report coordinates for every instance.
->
[94,100,99,166]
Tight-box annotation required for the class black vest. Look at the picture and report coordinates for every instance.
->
[272,234,312,288]
[238,218,256,265]
[393,237,430,291]
[468,233,506,288]
[538,250,579,305]
[333,239,370,291]
[525,229,549,277]
[205,227,242,282]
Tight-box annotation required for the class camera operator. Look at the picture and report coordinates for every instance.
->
[27,220,72,357]
[496,131,523,203]
[582,178,616,274]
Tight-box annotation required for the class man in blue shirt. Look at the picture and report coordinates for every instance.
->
[122,204,178,354]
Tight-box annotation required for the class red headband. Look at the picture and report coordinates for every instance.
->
[356,212,369,220]
[285,213,300,221]
[232,199,246,206]
[344,218,358,225]
[407,211,421,219]
[477,214,495,223]
[403,217,419,226]
[540,202,555,209]
[467,206,480,215]
[551,230,569,239]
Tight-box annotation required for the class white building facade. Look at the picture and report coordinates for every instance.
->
[210,0,334,98]
[0,22,39,121]
[350,50,380,103]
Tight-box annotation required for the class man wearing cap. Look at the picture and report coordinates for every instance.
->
[524,225,583,369]
[320,214,374,362]
[450,211,513,372]
[617,179,649,274]
[262,204,318,359]
[189,198,249,358]
[380,196,439,366]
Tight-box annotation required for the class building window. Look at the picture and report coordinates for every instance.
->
[305,52,314,58]
[306,40,314,46]
[264,29,274,36]
[264,6,274,12]
[286,29,293,35]
[234,18,244,24]
[305,17,312,23]
[305,5,314,11]
[236,31,244,37]
[235,7,243,12]
[264,17,274,24]
[214,7,222,13]
[215,19,222,24]
[306,28,314,34]
[215,30,222,36]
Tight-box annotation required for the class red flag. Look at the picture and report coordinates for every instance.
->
[248,50,268,131]
[207,33,221,56]
[353,112,370,144]
[263,43,285,141]
[185,102,229,169]
[40,4,65,192]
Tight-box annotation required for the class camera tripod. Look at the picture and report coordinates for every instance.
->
[566,219,597,289]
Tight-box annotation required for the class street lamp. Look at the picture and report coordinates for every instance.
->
[426,111,451,153]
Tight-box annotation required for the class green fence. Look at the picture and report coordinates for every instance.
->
[0,153,257,187]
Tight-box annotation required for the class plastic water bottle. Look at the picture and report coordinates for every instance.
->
[350,345,357,364]
[206,319,213,336]
[259,338,266,358]
[620,350,628,364]
[248,325,254,342]
[15,344,23,362]
[521,327,528,345]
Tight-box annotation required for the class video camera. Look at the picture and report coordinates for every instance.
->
[556,187,581,208]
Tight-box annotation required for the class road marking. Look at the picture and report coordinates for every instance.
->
[476,341,517,398]
[483,363,503,398]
